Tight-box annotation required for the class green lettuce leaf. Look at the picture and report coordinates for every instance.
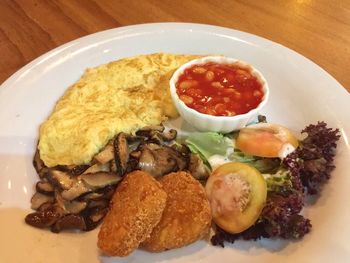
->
[185,132,232,159]
[264,169,294,194]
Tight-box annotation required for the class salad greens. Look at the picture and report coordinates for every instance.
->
[184,122,340,247]
[263,169,294,194]
[185,132,232,159]
[185,131,280,173]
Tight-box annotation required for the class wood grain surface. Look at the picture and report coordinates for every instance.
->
[0,0,349,91]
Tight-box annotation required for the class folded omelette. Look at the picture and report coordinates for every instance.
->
[39,53,200,167]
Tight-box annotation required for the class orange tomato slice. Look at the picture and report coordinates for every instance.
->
[236,123,299,158]
[205,162,267,234]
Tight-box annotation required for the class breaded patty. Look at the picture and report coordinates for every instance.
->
[97,170,167,257]
[142,171,212,252]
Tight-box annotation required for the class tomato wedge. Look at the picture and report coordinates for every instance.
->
[205,162,267,234]
[236,123,299,158]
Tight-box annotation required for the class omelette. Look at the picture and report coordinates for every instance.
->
[39,53,200,167]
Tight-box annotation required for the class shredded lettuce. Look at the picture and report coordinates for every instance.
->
[185,131,280,173]
[185,132,232,159]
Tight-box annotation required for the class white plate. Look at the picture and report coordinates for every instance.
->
[0,23,349,263]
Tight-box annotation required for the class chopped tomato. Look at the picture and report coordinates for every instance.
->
[236,123,299,158]
[205,162,267,234]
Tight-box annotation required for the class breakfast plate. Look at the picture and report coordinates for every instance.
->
[0,23,349,262]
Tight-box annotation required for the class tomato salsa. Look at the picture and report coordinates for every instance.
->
[175,62,264,117]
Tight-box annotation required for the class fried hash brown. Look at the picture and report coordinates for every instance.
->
[142,171,212,252]
[97,170,167,257]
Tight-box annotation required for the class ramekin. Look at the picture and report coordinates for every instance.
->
[169,56,269,133]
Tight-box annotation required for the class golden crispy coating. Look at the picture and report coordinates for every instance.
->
[97,170,167,257]
[142,171,212,252]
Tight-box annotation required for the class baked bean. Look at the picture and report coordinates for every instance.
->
[179,80,198,89]
[225,110,236,116]
[186,88,203,97]
[205,71,215,81]
[192,67,207,74]
[179,95,194,104]
[214,103,226,115]
[253,90,262,97]
[176,62,264,116]
[211,82,224,89]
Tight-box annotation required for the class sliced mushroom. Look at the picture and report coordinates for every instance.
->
[51,214,86,233]
[158,144,189,171]
[162,129,177,141]
[25,206,62,228]
[38,202,54,212]
[130,150,141,158]
[64,201,87,214]
[150,129,177,143]
[48,170,74,190]
[83,207,108,231]
[127,136,144,151]
[70,165,90,175]
[87,199,109,209]
[81,172,122,188]
[33,149,45,175]
[93,144,114,164]
[31,192,54,210]
[138,147,157,175]
[95,185,116,200]
[147,132,164,144]
[83,163,110,174]
[27,125,192,232]
[114,133,129,176]
[138,143,189,177]
[188,154,210,180]
[36,181,54,195]
[61,180,90,201]
[81,192,105,201]
[152,147,182,173]
[126,157,139,174]
[38,167,49,179]
[56,192,88,214]
[135,125,165,137]
[54,165,73,172]
[109,160,117,173]
[170,142,191,155]
[258,114,267,123]
[89,208,108,223]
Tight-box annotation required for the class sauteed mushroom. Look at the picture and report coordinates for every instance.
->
[51,214,86,233]
[26,125,204,233]
[188,154,210,180]
[114,132,129,176]
[36,181,54,195]
[93,144,114,164]
[137,143,189,177]
[30,192,54,210]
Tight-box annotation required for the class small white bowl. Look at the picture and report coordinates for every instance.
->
[169,56,269,133]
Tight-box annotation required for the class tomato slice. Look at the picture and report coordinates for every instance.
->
[205,162,267,234]
[236,123,299,158]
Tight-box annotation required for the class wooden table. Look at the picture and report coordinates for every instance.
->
[1,0,349,92]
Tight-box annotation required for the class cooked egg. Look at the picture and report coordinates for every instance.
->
[38,53,200,167]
